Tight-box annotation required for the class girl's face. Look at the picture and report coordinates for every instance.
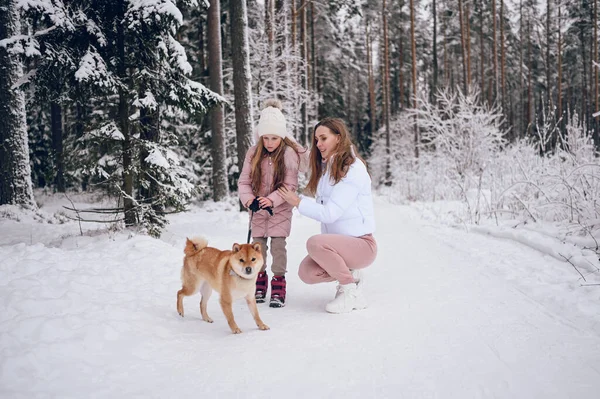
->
[262,135,283,153]
[314,126,340,161]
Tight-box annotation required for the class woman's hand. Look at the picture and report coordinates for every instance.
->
[277,187,301,207]
[257,197,273,209]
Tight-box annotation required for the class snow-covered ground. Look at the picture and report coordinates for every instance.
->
[1,192,599,398]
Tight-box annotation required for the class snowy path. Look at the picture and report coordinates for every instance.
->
[1,199,599,398]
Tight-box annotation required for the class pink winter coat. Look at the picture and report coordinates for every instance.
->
[238,145,300,238]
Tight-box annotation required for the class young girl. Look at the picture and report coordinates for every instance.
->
[238,99,307,308]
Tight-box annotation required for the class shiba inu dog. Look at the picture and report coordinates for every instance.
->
[176,237,269,334]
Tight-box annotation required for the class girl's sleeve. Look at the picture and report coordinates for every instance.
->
[297,165,361,223]
[267,147,299,208]
[238,147,256,206]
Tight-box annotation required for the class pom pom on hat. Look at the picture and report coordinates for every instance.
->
[257,98,287,139]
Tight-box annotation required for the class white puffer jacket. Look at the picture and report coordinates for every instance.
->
[297,158,375,237]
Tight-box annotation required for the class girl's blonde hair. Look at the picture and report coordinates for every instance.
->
[305,117,367,196]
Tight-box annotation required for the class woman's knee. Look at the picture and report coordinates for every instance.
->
[297,264,319,284]
[305,235,323,254]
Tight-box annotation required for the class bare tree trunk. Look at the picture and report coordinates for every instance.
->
[265,0,275,92]
[300,0,308,145]
[557,0,563,121]
[207,0,229,201]
[443,3,449,87]
[492,0,498,101]
[117,0,135,225]
[399,0,406,108]
[50,102,65,192]
[291,0,296,58]
[501,0,506,110]
[546,0,552,109]
[479,0,485,99]
[432,0,438,99]
[0,0,35,207]
[366,20,376,136]
[519,0,524,138]
[594,0,599,120]
[458,0,468,93]
[410,0,419,157]
[310,0,317,92]
[466,1,472,89]
[230,0,254,203]
[527,11,533,136]
[383,0,391,184]
[578,11,589,131]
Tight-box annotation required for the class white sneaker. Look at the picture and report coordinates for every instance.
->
[335,269,364,298]
[351,269,363,288]
[326,282,368,314]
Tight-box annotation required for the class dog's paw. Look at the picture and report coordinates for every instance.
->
[178,311,184,317]
[202,317,214,323]
[231,327,242,334]
[258,324,270,331]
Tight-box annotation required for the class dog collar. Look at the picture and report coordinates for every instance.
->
[229,267,254,280]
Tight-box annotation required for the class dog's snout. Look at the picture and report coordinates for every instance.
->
[245,266,252,274]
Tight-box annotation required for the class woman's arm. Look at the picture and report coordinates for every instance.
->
[278,164,363,223]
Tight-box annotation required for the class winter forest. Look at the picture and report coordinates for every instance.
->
[1,0,599,238]
[2,1,600,396]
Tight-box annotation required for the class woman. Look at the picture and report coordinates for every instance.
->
[278,117,377,313]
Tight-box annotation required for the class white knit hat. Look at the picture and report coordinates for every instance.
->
[256,99,287,139]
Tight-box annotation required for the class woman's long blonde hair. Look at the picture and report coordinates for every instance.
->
[304,117,367,196]
[250,136,303,195]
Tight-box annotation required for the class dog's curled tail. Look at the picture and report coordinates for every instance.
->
[184,236,208,256]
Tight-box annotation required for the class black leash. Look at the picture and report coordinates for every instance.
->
[246,210,254,244]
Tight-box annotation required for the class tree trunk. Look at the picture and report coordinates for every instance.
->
[383,0,391,185]
[50,102,65,192]
[265,0,275,92]
[310,0,317,92]
[500,0,506,110]
[594,0,599,134]
[519,0,524,138]
[207,0,229,201]
[366,20,376,136]
[230,0,254,200]
[527,11,533,136]
[466,2,472,89]
[410,0,418,157]
[399,0,405,108]
[458,0,467,93]
[492,0,498,102]
[557,1,562,121]
[117,0,135,225]
[479,0,485,99]
[0,0,35,207]
[432,0,438,98]
[300,0,308,145]
[546,0,552,109]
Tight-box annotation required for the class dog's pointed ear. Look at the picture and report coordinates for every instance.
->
[232,243,241,252]
[252,242,261,252]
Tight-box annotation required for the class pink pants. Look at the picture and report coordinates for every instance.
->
[298,234,377,285]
